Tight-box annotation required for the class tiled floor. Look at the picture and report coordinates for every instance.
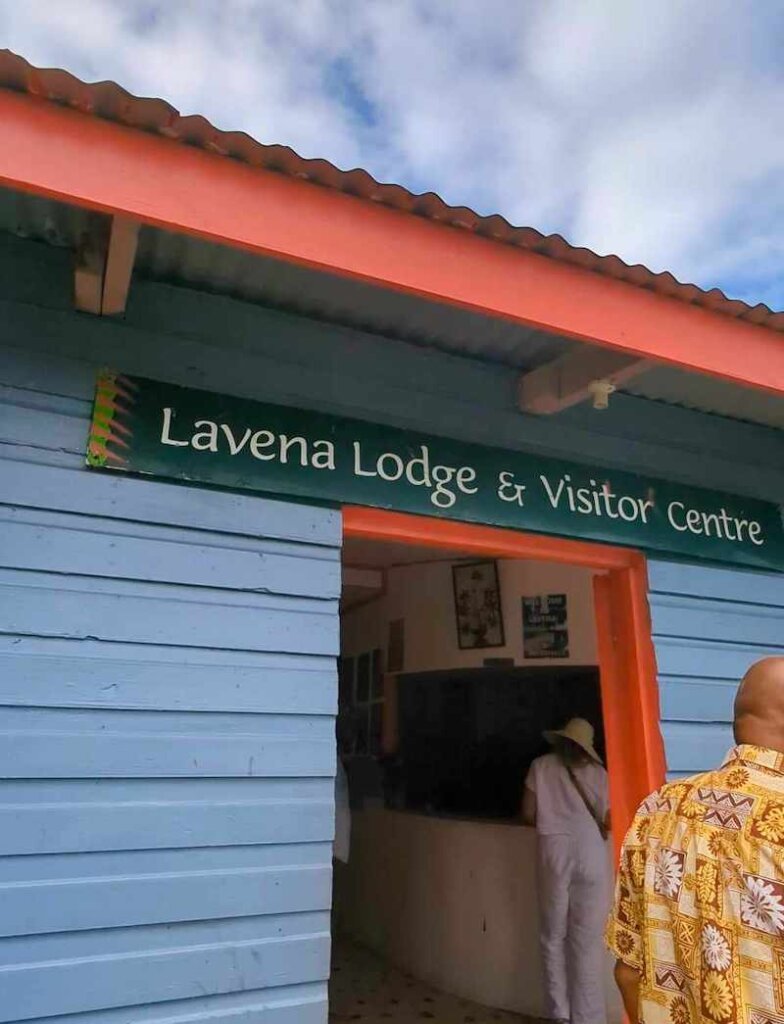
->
[329,939,543,1024]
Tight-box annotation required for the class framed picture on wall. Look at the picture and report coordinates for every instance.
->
[452,560,505,650]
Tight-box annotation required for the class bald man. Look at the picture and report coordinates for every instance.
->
[606,657,784,1024]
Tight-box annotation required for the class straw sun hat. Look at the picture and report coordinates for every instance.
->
[543,717,603,765]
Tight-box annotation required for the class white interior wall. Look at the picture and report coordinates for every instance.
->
[342,557,598,670]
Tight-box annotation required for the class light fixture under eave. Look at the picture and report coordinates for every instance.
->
[588,379,616,410]
[517,349,651,415]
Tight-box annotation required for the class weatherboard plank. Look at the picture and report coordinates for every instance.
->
[650,593,784,648]
[0,572,339,656]
[649,560,784,606]
[0,456,341,546]
[0,509,340,598]
[0,781,334,856]
[0,927,329,1023]
[0,863,331,938]
[0,636,335,714]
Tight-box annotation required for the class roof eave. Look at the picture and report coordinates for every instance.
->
[0,83,781,394]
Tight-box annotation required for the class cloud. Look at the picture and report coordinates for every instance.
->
[0,0,781,309]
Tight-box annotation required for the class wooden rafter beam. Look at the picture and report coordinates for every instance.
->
[518,347,652,415]
[102,216,140,315]
[73,215,139,316]
[73,233,105,315]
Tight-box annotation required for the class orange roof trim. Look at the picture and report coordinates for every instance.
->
[0,48,781,334]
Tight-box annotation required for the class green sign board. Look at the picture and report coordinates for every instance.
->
[87,372,784,572]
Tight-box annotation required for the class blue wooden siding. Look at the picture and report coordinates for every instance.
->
[0,353,341,1020]
[649,560,784,779]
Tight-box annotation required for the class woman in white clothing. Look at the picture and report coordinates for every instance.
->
[522,718,611,1024]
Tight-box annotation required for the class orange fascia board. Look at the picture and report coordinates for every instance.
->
[0,89,781,393]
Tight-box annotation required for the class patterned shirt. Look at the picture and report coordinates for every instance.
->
[607,745,784,1024]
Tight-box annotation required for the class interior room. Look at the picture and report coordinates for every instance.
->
[329,535,623,1023]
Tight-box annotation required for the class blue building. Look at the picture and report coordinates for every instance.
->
[0,49,781,1024]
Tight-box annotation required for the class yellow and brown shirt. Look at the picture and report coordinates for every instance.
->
[607,745,784,1024]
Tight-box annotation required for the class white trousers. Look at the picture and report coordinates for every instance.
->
[536,832,610,1024]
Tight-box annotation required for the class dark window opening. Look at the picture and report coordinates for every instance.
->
[389,666,603,820]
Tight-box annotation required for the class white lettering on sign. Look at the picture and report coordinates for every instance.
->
[156,404,770,555]
[160,407,189,447]
[539,473,654,524]
[352,442,476,509]
[497,471,527,506]
[160,409,336,469]
[250,430,275,460]
[667,501,764,545]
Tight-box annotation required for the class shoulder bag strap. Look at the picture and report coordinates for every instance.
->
[566,764,608,840]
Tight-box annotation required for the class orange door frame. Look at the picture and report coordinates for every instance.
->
[342,506,667,852]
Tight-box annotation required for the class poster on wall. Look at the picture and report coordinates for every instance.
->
[452,560,505,649]
[522,594,569,659]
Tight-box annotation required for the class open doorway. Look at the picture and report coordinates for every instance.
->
[329,509,664,1022]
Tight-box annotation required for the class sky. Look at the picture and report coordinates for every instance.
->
[1,1,782,310]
